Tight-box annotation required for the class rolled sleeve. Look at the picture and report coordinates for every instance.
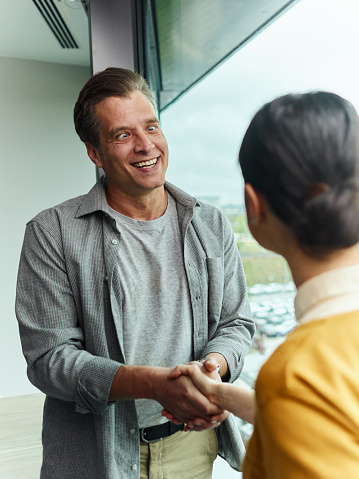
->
[76,357,122,414]
[16,218,121,415]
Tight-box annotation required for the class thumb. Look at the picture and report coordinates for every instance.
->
[201,358,219,373]
[167,366,182,379]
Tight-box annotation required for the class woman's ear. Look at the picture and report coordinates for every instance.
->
[244,184,268,226]
[85,142,103,168]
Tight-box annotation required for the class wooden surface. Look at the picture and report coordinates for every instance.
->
[0,393,44,478]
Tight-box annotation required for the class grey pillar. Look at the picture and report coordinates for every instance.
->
[88,0,140,74]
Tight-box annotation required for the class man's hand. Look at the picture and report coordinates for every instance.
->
[168,358,220,396]
[161,358,230,431]
[152,369,225,425]
[109,361,229,429]
[109,363,225,426]
[162,361,256,426]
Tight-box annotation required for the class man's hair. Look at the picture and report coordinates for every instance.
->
[74,67,157,149]
[239,91,359,255]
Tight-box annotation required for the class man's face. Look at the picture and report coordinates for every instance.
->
[87,91,168,198]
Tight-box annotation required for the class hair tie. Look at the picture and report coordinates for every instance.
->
[304,182,330,201]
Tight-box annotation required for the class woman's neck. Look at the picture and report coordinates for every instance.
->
[285,244,359,288]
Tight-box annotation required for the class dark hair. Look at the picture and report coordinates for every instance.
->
[74,67,157,149]
[239,92,359,254]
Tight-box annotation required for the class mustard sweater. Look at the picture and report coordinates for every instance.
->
[243,310,359,479]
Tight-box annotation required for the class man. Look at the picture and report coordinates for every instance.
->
[16,68,254,479]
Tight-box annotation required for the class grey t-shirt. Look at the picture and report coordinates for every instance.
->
[108,192,193,428]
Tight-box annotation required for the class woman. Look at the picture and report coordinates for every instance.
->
[166,92,359,478]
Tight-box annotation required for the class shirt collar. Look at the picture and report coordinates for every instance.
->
[75,177,199,219]
[75,176,109,218]
[294,263,359,324]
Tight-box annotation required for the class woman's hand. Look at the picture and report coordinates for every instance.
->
[162,359,229,431]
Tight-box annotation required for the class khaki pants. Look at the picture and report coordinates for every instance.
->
[140,428,218,479]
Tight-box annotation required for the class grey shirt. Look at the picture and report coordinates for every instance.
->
[16,177,254,478]
[109,192,193,428]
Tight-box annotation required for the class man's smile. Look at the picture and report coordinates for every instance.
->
[132,157,158,169]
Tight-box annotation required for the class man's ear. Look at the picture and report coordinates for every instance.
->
[85,142,103,168]
[244,184,268,226]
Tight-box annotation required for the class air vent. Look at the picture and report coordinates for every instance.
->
[32,0,79,49]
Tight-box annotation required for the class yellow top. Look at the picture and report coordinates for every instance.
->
[243,310,359,478]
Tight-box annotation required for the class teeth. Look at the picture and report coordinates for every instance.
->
[133,158,158,168]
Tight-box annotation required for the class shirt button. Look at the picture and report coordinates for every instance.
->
[111,239,118,245]
[131,464,137,471]
[130,429,136,434]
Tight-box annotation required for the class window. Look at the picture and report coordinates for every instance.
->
[161,0,359,390]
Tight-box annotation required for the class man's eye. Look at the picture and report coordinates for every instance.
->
[117,132,129,139]
[147,125,157,132]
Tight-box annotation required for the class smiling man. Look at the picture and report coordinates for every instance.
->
[15,68,254,479]
[86,92,169,217]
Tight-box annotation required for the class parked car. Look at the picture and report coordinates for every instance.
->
[262,319,297,337]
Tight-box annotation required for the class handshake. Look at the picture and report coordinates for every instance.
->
[161,356,228,432]
[109,354,254,426]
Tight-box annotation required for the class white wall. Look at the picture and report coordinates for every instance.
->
[0,56,94,397]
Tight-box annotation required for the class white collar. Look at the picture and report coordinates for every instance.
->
[294,263,359,324]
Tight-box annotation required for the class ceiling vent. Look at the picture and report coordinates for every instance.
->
[32,0,79,48]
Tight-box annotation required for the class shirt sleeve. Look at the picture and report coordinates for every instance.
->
[15,219,121,415]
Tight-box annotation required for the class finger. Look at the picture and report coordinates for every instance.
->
[209,410,230,423]
[161,409,174,420]
[161,410,184,424]
[185,410,229,431]
[167,366,183,379]
[201,361,222,383]
[188,390,223,418]
[168,363,200,379]
[184,418,221,432]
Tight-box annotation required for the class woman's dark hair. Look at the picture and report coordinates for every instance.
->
[74,67,157,149]
[239,92,359,254]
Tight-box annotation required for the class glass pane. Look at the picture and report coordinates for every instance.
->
[160,0,359,390]
[154,0,300,109]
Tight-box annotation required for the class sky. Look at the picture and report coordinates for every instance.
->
[161,0,359,206]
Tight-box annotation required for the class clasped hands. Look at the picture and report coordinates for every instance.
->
[160,357,229,432]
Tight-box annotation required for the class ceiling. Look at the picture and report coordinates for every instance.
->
[0,0,90,66]
[1,0,301,110]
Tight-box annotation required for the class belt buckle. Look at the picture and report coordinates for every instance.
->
[140,428,163,444]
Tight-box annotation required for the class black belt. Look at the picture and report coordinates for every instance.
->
[140,422,184,443]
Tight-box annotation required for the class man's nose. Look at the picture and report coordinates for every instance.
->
[134,131,154,153]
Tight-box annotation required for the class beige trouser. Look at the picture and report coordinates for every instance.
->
[140,428,218,479]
